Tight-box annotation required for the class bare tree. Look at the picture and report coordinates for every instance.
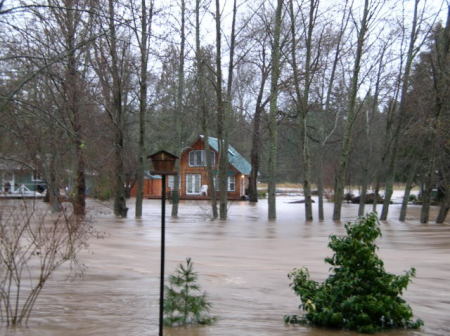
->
[288,0,320,221]
[267,0,283,220]
[133,0,154,218]
[171,0,186,218]
[332,0,375,221]
[91,0,131,217]
[380,0,422,221]
[195,0,218,218]
[423,6,450,223]
[0,203,90,326]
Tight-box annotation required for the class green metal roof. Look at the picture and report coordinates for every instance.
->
[205,136,252,175]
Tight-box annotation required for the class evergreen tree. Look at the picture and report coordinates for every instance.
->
[285,213,423,333]
[164,258,215,326]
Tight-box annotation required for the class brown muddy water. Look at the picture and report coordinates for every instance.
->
[1,197,449,336]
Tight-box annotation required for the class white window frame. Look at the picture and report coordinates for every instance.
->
[31,171,43,182]
[186,174,201,195]
[214,176,235,192]
[228,176,235,192]
[188,150,215,167]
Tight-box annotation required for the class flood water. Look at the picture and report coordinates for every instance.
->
[2,197,449,336]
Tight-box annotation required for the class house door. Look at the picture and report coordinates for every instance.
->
[186,174,201,195]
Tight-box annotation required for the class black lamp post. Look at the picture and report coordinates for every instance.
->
[148,150,178,336]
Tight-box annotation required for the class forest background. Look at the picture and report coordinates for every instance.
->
[0,0,448,223]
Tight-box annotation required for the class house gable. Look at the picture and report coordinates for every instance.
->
[199,135,251,175]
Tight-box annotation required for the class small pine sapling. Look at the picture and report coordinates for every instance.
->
[164,258,215,326]
[285,213,423,333]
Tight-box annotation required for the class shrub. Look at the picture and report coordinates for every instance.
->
[408,194,417,202]
[164,258,215,327]
[0,203,90,326]
[285,213,423,333]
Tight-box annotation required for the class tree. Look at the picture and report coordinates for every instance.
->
[288,0,320,221]
[332,0,375,221]
[0,203,90,326]
[164,258,214,326]
[171,0,186,218]
[267,0,283,220]
[195,0,218,218]
[420,6,450,223]
[133,0,154,218]
[285,213,423,333]
[91,0,131,217]
[380,0,423,221]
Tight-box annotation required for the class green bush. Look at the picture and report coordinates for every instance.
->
[285,213,423,333]
[408,194,418,202]
[164,258,215,327]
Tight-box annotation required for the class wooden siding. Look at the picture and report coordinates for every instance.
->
[130,137,249,200]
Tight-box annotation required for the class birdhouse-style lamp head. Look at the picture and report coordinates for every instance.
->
[148,150,178,175]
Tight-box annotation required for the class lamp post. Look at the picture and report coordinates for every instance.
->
[148,150,178,336]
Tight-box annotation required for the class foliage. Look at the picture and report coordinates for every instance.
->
[164,258,215,327]
[408,194,418,202]
[92,176,113,201]
[285,213,423,333]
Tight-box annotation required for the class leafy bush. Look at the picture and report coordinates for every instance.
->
[408,194,418,202]
[285,213,423,333]
[164,258,215,327]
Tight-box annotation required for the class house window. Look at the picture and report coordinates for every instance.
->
[186,174,201,195]
[188,150,215,167]
[228,176,235,192]
[31,171,43,181]
[214,176,235,192]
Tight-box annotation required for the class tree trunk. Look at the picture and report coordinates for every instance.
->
[317,0,349,220]
[436,189,449,223]
[248,75,266,203]
[195,0,217,218]
[109,0,127,217]
[47,154,62,212]
[73,137,86,216]
[399,163,417,221]
[171,0,185,218]
[359,46,384,218]
[215,0,227,220]
[267,0,283,220]
[317,153,324,221]
[288,0,316,221]
[63,0,86,216]
[333,0,370,221]
[249,105,261,203]
[135,0,152,218]
[380,0,420,221]
[434,8,450,223]
[420,167,434,224]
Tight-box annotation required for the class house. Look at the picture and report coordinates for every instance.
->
[0,159,46,197]
[130,135,251,200]
[129,171,163,198]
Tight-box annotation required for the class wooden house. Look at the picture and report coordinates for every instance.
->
[131,135,251,200]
